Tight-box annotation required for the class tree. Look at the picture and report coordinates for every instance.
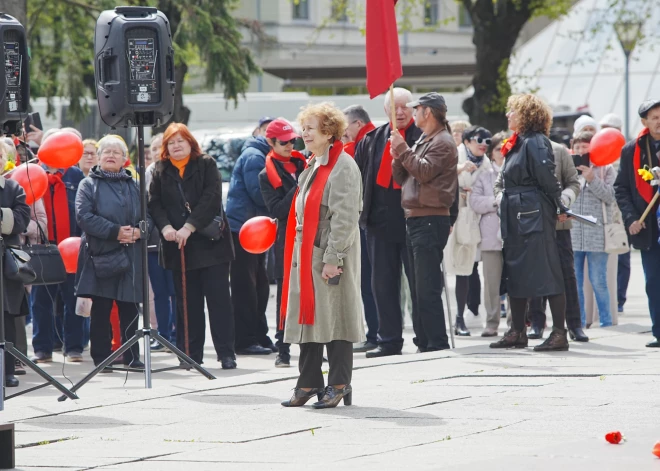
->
[26,0,261,130]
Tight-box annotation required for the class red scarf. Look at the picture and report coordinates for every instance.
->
[344,122,376,157]
[280,142,344,328]
[264,150,306,189]
[634,128,655,204]
[43,172,70,243]
[500,132,519,157]
[376,120,413,189]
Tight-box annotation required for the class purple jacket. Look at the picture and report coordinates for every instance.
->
[470,163,502,251]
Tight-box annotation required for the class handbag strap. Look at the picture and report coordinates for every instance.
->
[176,181,193,214]
[600,167,609,225]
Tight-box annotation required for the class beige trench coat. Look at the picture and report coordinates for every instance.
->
[283,146,366,345]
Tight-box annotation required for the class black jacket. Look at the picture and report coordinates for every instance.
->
[75,167,144,302]
[355,123,422,240]
[149,155,234,272]
[614,133,659,250]
[500,132,564,298]
[1,177,31,315]
[258,157,307,279]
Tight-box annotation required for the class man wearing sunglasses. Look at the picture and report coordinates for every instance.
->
[258,119,307,367]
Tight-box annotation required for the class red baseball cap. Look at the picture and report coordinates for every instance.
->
[265,118,299,142]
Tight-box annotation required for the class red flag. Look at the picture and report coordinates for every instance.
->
[366,0,402,99]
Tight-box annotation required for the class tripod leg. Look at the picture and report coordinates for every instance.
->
[441,261,456,349]
[8,345,78,400]
[57,335,142,402]
[0,344,4,410]
[153,333,216,380]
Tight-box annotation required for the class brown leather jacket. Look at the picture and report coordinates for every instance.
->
[392,127,458,218]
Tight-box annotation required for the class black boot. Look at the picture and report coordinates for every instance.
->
[281,388,325,407]
[527,323,545,340]
[534,328,569,352]
[568,327,589,342]
[490,329,528,349]
[454,316,471,336]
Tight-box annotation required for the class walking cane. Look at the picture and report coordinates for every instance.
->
[180,248,190,357]
[441,260,456,349]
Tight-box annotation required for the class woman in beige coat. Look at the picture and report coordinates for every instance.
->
[280,102,364,409]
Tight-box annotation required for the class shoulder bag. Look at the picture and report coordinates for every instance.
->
[18,223,67,285]
[4,246,37,284]
[176,181,226,241]
[601,169,629,255]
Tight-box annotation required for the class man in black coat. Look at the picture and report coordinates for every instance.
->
[615,99,660,348]
[354,87,422,358]
[258,119,307,367]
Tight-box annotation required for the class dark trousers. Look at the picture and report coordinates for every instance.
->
[4,314,15,376]
[617,251,631,309]
[230,232,271,349]
[31,275,84,355]
[297,340,353,389]
[366,229,411,351]
[406,215,451,351]
[90,297,139,366]
[174,262,235,363]
[148,251,177,342]
[360,228,379,344]
[528,230,580,330]
[275,279,290,360]
[641,241,660,339]
[456,262,479,318]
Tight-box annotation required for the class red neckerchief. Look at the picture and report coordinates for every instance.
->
[376,119,414,189]
[264,150,306,189]
[634,128,654,204]
[43,172,70,243]
[280,142,344,328]
[344,122,376,157]
[500,132,519,157]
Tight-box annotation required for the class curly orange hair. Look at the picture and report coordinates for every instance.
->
[297,102,348,142]
[507,94,553,136]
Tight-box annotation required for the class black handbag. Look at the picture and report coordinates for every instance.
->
[19,223,67,286]
[176,182,226,241]
[4,247,37,284]
[89,244,131,279]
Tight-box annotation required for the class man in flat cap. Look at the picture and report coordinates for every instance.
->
[390,92,458,352]
[615,99,660,348]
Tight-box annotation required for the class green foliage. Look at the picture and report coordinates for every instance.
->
[27,0,259,122]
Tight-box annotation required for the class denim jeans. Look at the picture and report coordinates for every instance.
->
[148,251,177,342]
[617,252,631,309]
[31,274,84,354]
[641,241,660,339]
[406,215,451,351]
[574,251,612,327]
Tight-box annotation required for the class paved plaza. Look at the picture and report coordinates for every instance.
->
[2,252,659,470]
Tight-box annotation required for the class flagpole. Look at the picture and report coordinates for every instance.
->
[389,84,397,128]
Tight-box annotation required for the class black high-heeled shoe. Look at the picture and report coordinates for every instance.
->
[311,385,352,409]
[281,388,324,407]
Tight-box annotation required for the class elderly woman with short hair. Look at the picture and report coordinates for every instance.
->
[75,135,144,370]
[280,102,364,409]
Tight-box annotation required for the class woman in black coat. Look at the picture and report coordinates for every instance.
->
[75,135,143,369]
[0,141,31,387]
[258,118,307,367]
[490,94,569,352]
[148,123,236,369]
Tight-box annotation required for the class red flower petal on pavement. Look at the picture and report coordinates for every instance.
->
[605,432,623,444]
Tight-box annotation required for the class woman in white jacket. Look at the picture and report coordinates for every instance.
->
[452,126,493,336]
[470,133,507,337]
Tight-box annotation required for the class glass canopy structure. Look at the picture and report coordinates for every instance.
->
[509,0,659,137]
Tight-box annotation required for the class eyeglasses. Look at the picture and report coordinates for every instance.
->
[82,151,96,157]
[471,137,492,145]
[275,138,296,146]
[101,150,123,157]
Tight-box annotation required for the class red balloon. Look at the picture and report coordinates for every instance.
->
[589,128,626,166]
[653,441,660,458]
[239,216,277,254]
[38,131,84,169]
[9,163,48,205]
[58,237,82,274]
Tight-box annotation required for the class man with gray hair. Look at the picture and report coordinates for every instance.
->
[343,105,375,158]
[354,87,422,358]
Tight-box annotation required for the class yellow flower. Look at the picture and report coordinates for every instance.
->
[638,168,654,182]
[502,138,508,145]
[3,160,15,173]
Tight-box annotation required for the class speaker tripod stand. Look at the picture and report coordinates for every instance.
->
[58,119,215,401]
[0,236,78,410]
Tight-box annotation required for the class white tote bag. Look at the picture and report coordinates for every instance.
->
[602,201,630,255]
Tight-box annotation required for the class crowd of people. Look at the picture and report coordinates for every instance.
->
[1,90,659,410]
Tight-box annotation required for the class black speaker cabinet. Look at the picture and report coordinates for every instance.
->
[94,6,175,128]
[0,12,29,135]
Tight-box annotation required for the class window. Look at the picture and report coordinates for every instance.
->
[292,0,310,20]
[424,0,440,26]
[332,0,349,23]
[458,4,472,28]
